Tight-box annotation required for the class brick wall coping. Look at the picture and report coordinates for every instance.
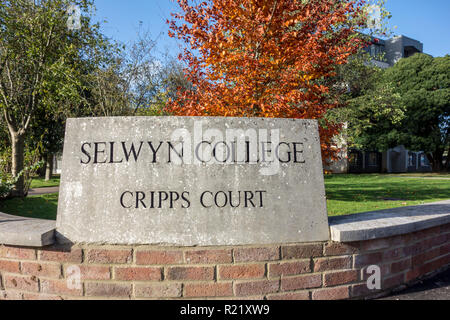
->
[0,213,55,247]
[330,200,450,242]
[1,200,449,248]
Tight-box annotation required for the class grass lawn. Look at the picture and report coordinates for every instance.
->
[0,174,449,220]
[0,193,58,220]
[30,176,60,189]
[326,174,450,216]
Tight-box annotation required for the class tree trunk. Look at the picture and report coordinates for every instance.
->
[430,151,444,172]
[38,155,46,177]
[45,153,53,181]
[10,132,25,197]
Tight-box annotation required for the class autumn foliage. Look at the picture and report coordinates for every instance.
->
[167,0,367,161]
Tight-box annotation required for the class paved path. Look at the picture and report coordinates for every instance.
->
[380,268,450,300]
[28,186,59,196]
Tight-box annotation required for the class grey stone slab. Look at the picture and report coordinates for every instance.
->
[0,212,56,247]
[56,116,330,245]
[329,200,450,242]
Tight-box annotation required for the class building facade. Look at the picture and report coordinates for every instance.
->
[367,35,424,68]
[326,35,431,174]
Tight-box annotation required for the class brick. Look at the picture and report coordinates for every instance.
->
[351,283,380,298]
[136,250,183,265]
[404,241,428,257]
[4,275,38,292]
[40,279,82,296]
[115,267,162,281]
[405,268,421,282]
[21,262,61,278]
[390,259,411,274]
[383,274,404,289]
[353,252,382,268]
[22,293,63,300]
[0,260,20,273]
[86,249,132,264]
[399,233,414,246]
[234,280,279,296]
[413,226,440,241]
[440,243,450,256]
[40,247,82,263]
[386,234,407,247]
[360,238,391,251]
[218,264,265,280]
[405,258,444,283]
[281,274,322,291]
[324,242,359,256]
[166,266,214,281]
[184,283,233,298]
[426,234,447,248]
[412,248,440,267]
[0,290,23,300]
[314,256,352,272]
[85,282,131,298]
[234,247,280,262]
[231,295,265,300]
[324,270,359,287]
[268,260,310,277]
[266,291,310,300]
[430,254,450,270]
[64,265,110,280]
[383,247,406,262]
[185,249,232,264]
[135,283,182,298]
[0,246,36,260]
[282,244,323,260]
[312,286,349,300]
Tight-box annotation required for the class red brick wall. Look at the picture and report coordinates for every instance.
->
[0,223,449,300]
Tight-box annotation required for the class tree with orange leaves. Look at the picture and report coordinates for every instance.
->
[167,0,373,161]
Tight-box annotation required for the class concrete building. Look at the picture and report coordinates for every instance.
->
[326,35,430,174]
[52,153,63,175]
[343,146,432,174]
[384,146,432,173]
[367,35,424,68]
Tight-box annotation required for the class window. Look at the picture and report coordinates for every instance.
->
[369,44,385,60]
[408,153,415,167]
[367,153,379,166]
[420,154,428,167]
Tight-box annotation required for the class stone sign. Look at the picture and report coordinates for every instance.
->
[56,117,330,245]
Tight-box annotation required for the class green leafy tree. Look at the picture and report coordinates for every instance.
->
[0,0,106,196]
[345,70,406,150]
[339,53,449,171]
[386,54,449,171]
[324,47,403,154]
[28,108,65,181]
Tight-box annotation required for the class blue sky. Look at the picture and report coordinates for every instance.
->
[93,0,450,59]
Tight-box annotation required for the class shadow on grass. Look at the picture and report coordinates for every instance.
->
[0,193,58,221]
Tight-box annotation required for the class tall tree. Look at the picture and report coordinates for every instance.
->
[166,0,381,160]
[340,53,450,172]
[82,30,189,117]
[386,54,450,171]
[0,0,102,196]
